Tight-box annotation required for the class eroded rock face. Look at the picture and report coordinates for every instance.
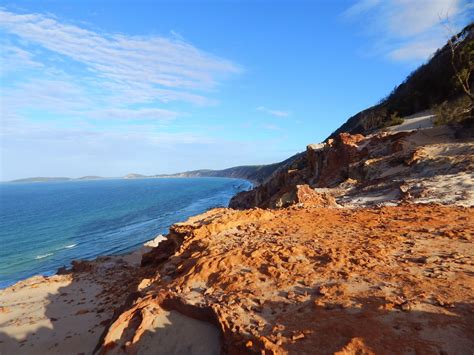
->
[96,205,474,354]
[229,132,403,209]
[269,184,339,208]
[230,127,474,209]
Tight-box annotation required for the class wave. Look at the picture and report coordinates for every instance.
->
[1,177,251,288]
[35,253,53,259]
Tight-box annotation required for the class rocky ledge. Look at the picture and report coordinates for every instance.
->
[97,204,473,354]
[230,125,473,209]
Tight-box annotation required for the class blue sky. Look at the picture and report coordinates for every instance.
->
[0,0,472,180]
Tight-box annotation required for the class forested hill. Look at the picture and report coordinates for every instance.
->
[157,153,302,185]
[329,23,473,138]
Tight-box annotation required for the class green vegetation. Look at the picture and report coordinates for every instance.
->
[330,23,473,138]
[434,25,473,126]
[433,95,473,126]
[383,112,404,128]
[164,152,302,184]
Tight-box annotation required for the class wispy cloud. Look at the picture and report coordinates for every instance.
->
[0,43,44,73]
[87,108,179,121]
[256,106,290,117]
[0,7,245,179]
[342,0,473,61]
[0,8,240,97]
[0,7,241,124]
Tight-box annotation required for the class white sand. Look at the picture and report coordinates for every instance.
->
[387,111,434,132]
[0,235,167,354]
[0,274,106,354]
[103,306,221,355]
[137,310,221,355]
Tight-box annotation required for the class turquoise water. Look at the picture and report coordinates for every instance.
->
[0,178,251,288]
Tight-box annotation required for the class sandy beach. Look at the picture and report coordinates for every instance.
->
[0,237,175,354]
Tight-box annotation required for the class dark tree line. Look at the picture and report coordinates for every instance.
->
[330,22,473,138]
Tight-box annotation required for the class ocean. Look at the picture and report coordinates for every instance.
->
[0,177,252,288]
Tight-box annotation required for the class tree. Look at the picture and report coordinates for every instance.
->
[444,22,473,103]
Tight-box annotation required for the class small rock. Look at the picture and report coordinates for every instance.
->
[292,332,305,341]
[425,256,440,263]
[400,302,412,311]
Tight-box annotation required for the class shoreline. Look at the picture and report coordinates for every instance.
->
[0,235,167,354]
[5,175,258,185]
[0,176,253,290]
[0,235,167,291]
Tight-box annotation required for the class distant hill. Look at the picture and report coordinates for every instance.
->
[9,160,298,185]
[329,23,473,138]
[10,177,72,183]
[123,173,147,179]
[156,154,302,185]
[77,176,104,180]
[10,176,105,183]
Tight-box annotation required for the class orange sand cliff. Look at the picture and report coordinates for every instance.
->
[97,204,473,354]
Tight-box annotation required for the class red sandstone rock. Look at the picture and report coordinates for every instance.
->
[97,204,474,354]
[230,127,473,209]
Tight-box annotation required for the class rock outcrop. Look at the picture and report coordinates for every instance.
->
[230,126,474,209]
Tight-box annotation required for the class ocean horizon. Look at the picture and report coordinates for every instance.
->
[0,177,252,288]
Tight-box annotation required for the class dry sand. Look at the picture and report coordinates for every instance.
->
[387,111,434,132]
[99,204,473,354]
[0,235,185,355]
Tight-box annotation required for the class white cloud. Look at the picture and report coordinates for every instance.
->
[342,0,472,61]
[388,38,443,61]
[1,77,181,124]
[0,7,241,118]
[343,0,381,19]
[3,77,93,113]
[0,44,44,73]
[0,9,240,93]
[256,106,290,117]
[88,108,179,121]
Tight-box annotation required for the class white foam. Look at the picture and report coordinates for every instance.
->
[35,253,53,259]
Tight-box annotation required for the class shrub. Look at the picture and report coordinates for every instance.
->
[383,112,404,128]
[433,96,473,126]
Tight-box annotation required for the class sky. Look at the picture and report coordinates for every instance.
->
[0,0,472,180]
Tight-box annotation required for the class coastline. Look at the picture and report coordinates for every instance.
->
[6,174,260,186]
[0,177,253,289]
[1,186,473,353]
[0,176,249,353]
[0,235,167,354]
